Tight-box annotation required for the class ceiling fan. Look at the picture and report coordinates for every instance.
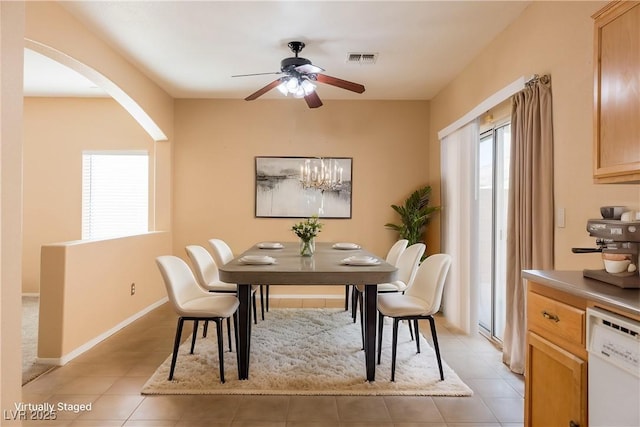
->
[232,41,366,109]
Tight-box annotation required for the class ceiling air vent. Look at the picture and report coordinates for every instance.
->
[346,52,378,64]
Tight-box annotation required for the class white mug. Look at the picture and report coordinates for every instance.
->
[621,210,636,222]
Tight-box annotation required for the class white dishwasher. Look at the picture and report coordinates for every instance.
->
[587,307,640,427]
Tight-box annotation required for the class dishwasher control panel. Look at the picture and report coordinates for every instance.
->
[587,307,640,378]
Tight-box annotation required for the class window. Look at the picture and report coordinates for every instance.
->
[477,123,510,342]
[82,151,149,240]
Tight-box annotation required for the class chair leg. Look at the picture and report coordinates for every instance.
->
[215,319,225,383]
[428,316,444,381]
[377,311,384,364]
[226,317,232,352]
[260,285,265,320]
[233,312,240,369]
[203,321,209,338]
[252,292,257,324]
[351,287,359,322]
[190,320,199,354]
[359,292,365,350]
[391,318,400,382]
[344,285,350,310]
[408,320,414,341]
[266,285,270,312]
[169,317,185,380]
[414,319,421,353]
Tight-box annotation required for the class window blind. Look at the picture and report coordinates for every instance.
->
[82,152,149,240]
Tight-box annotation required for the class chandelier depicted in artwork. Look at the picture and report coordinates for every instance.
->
[299,158,343,192]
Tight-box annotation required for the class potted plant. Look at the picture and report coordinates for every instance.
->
[384,185,439,247]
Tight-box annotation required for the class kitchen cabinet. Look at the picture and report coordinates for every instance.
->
[525,283,587,427]
[526,332,586,427]
[592,1,640,183]
[523,271,640,427]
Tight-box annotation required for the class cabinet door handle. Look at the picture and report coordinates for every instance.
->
[542,310,560,322]
[569,421,579,427]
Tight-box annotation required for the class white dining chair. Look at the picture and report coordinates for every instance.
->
[353,242,423,319]
[185,244,245,350]
[377,253,452,381]
[386,239,409,266]
[208,238,261,322]
[156,255,239,383]
[354,242,424,347]
[349,239,408,318]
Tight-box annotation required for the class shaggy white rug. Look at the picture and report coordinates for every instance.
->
[142,308,473,396]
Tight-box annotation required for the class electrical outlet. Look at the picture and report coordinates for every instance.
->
[130,283,136,295]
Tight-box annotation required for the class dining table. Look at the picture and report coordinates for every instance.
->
[218,241,397,382]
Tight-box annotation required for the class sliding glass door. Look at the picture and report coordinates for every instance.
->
[477,123,510,342]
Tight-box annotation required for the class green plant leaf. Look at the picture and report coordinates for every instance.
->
[384,185,440,247]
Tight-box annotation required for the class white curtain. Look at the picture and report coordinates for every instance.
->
[440,120,480,334]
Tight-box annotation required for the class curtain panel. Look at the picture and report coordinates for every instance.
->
[440,120,480,334]
[502,75,554,374]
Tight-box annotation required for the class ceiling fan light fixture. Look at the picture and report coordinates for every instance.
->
[277,81,289,96]
[277,77,316,98]
[285,77,299,92]
[301,79,316,94]
[237,41,365,108]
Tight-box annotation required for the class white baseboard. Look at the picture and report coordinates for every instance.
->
[36,297,168,366]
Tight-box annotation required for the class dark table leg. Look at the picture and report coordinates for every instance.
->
[363,284,377,382]
[237,283,252,379]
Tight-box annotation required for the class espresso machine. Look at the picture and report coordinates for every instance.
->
[572,219,640,288]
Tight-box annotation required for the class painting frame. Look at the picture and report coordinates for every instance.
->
[255,156,353,219]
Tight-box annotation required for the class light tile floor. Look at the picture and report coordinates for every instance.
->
[22,298,524,426]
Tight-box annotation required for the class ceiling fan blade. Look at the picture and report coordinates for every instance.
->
[245,79,282,101]
[295,63,325,74]
[232,71,282,78]
[304,91,323,109]
[315,74,365,94]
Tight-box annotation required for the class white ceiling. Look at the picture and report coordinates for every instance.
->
[24,1,531,101]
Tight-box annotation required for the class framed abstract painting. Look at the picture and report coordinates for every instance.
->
[255,156,352,218]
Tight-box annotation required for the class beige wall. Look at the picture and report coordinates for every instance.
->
[39,232,170,361]
[25,1,174,141]
[25,0,175,230]
[429,1,640,271]
[15,2,176,367]
[1,1,25,420]
[173,99,434,295]
[22,98,156,293]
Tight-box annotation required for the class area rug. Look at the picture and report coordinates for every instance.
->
[142,308,473,396]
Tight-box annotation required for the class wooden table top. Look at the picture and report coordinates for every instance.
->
[218,241,397,285]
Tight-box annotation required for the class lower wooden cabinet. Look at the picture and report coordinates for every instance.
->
[525,283,588,427]
[526,331,587,427]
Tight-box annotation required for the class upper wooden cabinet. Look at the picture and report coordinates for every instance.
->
[592,1,640,183]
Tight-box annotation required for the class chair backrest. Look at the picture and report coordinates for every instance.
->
[406,253,452,314]
[385,239,409,266]
[185,245,220,289]
[395,243,426,288]
[156,255,207,314]
[208,238,234,266]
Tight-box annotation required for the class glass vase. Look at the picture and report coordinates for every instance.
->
[300,238,315,257]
